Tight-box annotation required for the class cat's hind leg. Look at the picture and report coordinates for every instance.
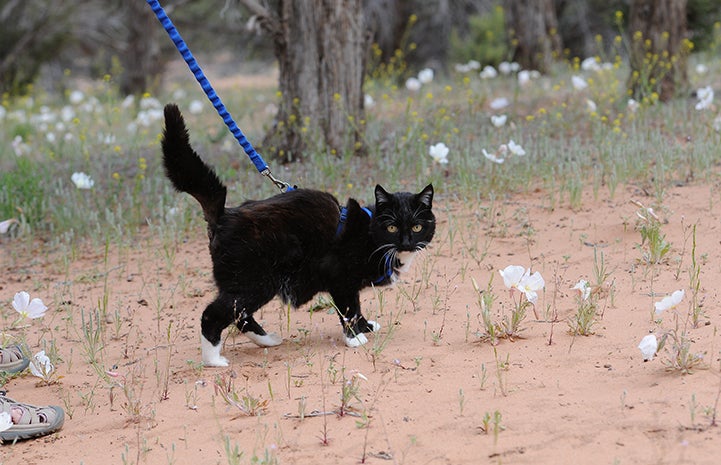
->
[200,298,236,367]
[236,314,282,347]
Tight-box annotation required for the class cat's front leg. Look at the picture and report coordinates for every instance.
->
[331,291,381,348]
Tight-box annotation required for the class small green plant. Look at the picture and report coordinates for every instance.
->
[687,225,705,327]
[338,369,367,417]
[567,280,600,336]
[78,308,105,368]
[657,328,704,374]
[592,247,612,289]
[449,6,509,67]
[479,410,504,444]
[213,372,269,417]
[458,388,465,416]
[647,289,705,374]
[474,266,544,344]
[632,200,671,265]
[222,435,245,465]
[108,363,154,426]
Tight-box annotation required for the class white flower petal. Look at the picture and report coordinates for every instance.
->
[71,172,94,190]
[364,94,375,108]
[489,97,509,110]
[508,140,526,156]
[405,77,421,92]
[572,280,591,301]
[13,291,30,314]
[499,265,526,289]
[482,149,504,164]
[519,271,545,293]
[491,114,507,128]
[571,75,588,90]
[654,289,685,315]
[188,100,204,114]
[25,298,48,319]
[518,70,531,86]
[0,219,19,234]
[417,68,434,84]
[29,351,54,379]
[429,142,449,164]
[480,65,497,79]
[638,334,658,361]
[627,98,639,113]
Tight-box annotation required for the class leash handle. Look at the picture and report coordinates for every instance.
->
[147,0,293,191]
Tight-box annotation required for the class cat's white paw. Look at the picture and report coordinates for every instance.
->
[245,331,283,347]
[201,335,229,367]
[367,320,381,332]
[344,332,369,348]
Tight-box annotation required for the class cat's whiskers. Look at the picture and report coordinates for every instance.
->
[370,243,395,262]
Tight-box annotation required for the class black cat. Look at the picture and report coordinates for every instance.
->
[161,104,435,366]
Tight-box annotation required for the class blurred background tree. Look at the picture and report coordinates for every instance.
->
[1,0,720,156]
[0,1,76,95]
[627,0,689,102]
[503,0,562,73]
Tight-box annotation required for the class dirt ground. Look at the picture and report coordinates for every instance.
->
[3,181,721,465]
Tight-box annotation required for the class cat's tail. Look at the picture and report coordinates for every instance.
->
[161,103,227,228]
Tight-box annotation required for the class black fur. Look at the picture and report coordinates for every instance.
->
[161,104,435,359]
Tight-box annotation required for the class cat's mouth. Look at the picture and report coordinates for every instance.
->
[395,250,417,273]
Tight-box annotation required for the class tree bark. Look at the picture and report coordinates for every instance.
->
[627,0,688,102]
[503,0,561,73]
[241,0,369,161]
[118,1,165,96]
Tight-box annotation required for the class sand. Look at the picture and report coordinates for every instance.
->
[2,182,721,464]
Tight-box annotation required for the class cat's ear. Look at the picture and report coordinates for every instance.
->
[417,184,434,208]
[374,184,392,206]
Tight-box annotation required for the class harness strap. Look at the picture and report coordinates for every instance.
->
[335,206,393,284]
[335,206,373,237]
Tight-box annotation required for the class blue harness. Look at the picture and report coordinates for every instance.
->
[335,206,394,284]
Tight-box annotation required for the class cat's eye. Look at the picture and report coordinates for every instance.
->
[387,225,398,233]
[412,224,423,233]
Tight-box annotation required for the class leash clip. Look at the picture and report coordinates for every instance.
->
[262,169,295,192]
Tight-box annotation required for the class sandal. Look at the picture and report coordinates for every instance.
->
[0,345,29,374]
[0,392,64,442]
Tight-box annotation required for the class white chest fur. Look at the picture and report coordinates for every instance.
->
[396,251,418,274]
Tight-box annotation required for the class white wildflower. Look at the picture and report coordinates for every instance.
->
[480,65,498,79]
[507,140,526,156]
[490,114,507,128]
[418,68,434,84]
[638,334,658,361]
[71,172,95,190]
[489,97,510,110]
[428,142,449,165]
[12,291,48,319]
[572,75,588,90]
[405,77,421,92]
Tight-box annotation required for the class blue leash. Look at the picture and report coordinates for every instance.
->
[145,0,293,192]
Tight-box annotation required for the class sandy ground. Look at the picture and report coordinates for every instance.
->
[2,181,721,465]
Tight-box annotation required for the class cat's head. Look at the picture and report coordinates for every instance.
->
[371,184,435,253]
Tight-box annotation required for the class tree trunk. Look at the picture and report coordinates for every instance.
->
[503,0,561,73]
[241,0,369,161]
[119,1,164,96]
[627,0,688,102]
